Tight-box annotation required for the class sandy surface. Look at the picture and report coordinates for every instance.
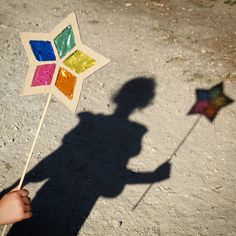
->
[0,0,236,235]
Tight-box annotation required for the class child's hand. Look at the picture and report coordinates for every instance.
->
[0,189,32,225]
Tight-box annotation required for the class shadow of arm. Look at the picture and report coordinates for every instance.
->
[127,160,171,184]
[0,156,52,197]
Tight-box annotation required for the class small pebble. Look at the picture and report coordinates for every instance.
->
[125,3,132,7]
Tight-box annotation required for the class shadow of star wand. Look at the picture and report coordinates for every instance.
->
[132,82,234,211]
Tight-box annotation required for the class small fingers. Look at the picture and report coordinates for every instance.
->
[23,212,33,220]
[24,204,32,212]
[22,196,31,205]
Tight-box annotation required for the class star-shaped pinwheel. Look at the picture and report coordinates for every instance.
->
[188,82,233,121]
[20,13,109,112]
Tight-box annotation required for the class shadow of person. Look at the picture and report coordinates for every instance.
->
[6,77,171,236]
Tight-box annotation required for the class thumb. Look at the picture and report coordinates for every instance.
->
[17,189,29,197]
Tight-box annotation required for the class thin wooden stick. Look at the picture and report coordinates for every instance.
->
[1,93,52,236]
[1,223,7,235]
[18,93,52,189]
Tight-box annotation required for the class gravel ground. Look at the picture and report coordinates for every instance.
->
[0,0,236,235]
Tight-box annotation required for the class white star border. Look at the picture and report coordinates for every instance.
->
[20,12,110,112]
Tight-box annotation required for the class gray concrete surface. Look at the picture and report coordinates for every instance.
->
[0,0,236,235]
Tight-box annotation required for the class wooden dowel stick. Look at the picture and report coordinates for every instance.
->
[18,93,52,189]
[1,224,7,235]
[1,93,52,236]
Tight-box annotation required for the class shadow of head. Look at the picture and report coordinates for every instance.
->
[112,77,156,112]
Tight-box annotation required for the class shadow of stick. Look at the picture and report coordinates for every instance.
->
[132,115,202,211]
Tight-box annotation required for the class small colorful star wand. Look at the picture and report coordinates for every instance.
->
[132,82,234,210]
[1,12,109,235]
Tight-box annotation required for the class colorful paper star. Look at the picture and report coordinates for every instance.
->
[188,82,233,121]
[20,13,110,112]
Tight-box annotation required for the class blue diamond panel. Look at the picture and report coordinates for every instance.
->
[196,90,210,101]
[29,40,56,61]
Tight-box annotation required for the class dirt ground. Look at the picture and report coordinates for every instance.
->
[0,0,236,235]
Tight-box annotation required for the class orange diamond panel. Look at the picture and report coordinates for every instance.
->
[55,68,77,100]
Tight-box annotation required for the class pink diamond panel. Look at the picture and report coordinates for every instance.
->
[32,64,56,87]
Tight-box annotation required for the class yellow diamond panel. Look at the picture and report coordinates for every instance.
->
[63,50,96,74]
